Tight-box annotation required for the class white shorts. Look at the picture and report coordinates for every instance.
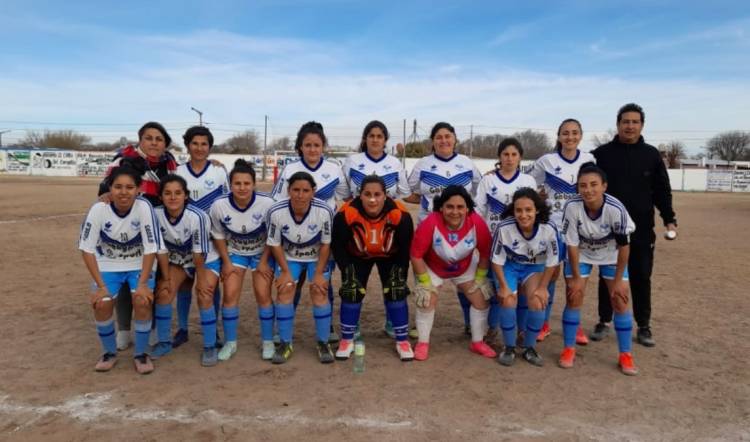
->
[426,251,479,288]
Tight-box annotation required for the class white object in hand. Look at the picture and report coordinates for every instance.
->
[664,230,677,240]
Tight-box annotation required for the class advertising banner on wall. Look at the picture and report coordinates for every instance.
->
[4,150,31,174]
[30,150,78,176]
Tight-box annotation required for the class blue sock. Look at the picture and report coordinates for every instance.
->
[134,319,152,356]
[524,310,545,348]
[176,289,192,331]
[386,300,409,341]
[258,305,275,341]
[562,307,580,348]
[488,295,500,329]
[222,306,239,342]
[275,303,295,343]
[516,294,529,332]
[154,304,172,344]
[212,287,221,318]
[340,301,362,340]
[95,318,117,354]
[545,281,555,323]
[457,291,470,327]
[614,311,633,353]
[499,306,517,347]
[199,307,217,348]
[312,303,332,342]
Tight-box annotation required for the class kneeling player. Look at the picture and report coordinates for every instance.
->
[332,175,415,361]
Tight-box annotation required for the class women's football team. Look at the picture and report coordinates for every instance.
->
[79,119,639,376]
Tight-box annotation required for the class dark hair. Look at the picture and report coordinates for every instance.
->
[288,171,317,189]
[359,174,386,194]
[183,126,214,149]
[229,159,256,183]
[497,137,524,157]
[138,121,172,148]
[554,118,583,152]
[617,103,645,124]
[294,121,327,156]
[501,187,550,224]
[160,174,189,196]
[429,122,457,153]
[108,165,143,189]
[432,185,475,213]
[359,120,389,152]
[577,162,608,184]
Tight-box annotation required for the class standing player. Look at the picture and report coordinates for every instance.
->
[267,171,335,364]
[558,163,638,375]
[491,188,559,367]
[271,121,350,342]
[528,118,594,344]
[406,122,482,335]
[152,175,223,366]
[172,126,228,348]
[332,175,415,361]
[79,165,166,374]
[475,138,536,341]
[410,186,496,361]
[209,159,276,361]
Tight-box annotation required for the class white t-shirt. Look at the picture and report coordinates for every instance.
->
[475,170,537,234]
[528,150,595,227]
[407,153,482,222]
[491,219,560,267]
[209,192,275,256]
[343,152,410,199]
[175,162,229,213]
[155,204,218,267]
[266,198,333,263]
[271,158,350,210]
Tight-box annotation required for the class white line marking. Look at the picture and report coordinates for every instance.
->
[0,213,85,224]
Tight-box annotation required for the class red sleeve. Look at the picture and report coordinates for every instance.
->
[410,213,435,259]
[472,213,492,260]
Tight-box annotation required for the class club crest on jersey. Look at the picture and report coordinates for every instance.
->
[131,220,140,230]
[447,233,458,242]
[322,173,330,181]
[357,163,365,170]
[183,227,190,236]
[511,239,520,250]
[281,225,290,234]
[539,240,547,248]
[463,237,474,247]
[160,226,167,234]
[434,237,443,246]
[600,223,610,232]
[490,186,497,195]
[204,179,215,190]
[554,166,562,175]
[103,221,113,233]
[252,213,263,224]
[430,164,438,171]
[223,215,232,225]
[307,224,318,233]
[383,165,392,170]
[455,164,464,170]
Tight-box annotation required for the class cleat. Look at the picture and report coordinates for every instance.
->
[383,320,395,339]
[317,341,335,364]
[636,327,655,347]
[396,341,415,361]
[408,327,419,339]
[328,326,340,344]
[558,347,576,369]
[414,342,430,361]
[273,333,281,345]
[150,342,172,360]
[537,322,551,342]
[619,352,638,376]
[172,329,189,348]
[133,354,154,375]
[272,342,294,364]
[217,340,237,361]
[335,339,354,360]
[497,347,516,366]
[201,347,218,367]
[116,330,131,351]
[94,352,118,372]
[590,322,610,341]
[261,341,276,360]
[521,347,544,367]
[215,332,224,349]
[469,341,498,358]
[576,327,589,345]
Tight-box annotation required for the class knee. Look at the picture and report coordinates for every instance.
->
[501,294,517,308]
[566,292,583,308]
[133,293,152,311]
[311,287,327,305]
[528,295,545,311]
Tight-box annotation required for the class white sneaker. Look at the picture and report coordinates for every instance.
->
[335,339,354,360]
[396,341,415,361]
[261,341,276,360]
[116,330,131,351]
[218,340,238,361]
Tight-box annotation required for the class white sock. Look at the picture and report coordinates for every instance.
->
[415,308,435,343]
[470,306,489,343]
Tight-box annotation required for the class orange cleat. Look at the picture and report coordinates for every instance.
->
[537,322,551,342]
[618,352,638,376]
[414,342,430,361]
[558,347,576,369]
[576,326,589,345]
[469,341,498,358]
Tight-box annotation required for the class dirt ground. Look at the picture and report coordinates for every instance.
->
[0,175,748,441]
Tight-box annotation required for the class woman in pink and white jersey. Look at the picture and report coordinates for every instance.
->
[409,185,495,361]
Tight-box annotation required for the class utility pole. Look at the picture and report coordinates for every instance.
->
[190,107,204,126]
[262,115,268,181]
[0,130,11,147]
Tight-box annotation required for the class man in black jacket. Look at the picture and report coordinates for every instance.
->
[591,103,677,347]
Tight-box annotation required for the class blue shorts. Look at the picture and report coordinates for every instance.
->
[564,262,629,281]
[501,261,546,294]
[275,260,332,282]
[200,259,223,277]
[99,270,155,298]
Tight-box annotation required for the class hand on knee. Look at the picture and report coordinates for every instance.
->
[501,294,517,308]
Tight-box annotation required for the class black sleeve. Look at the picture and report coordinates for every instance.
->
[394,211,414,267]
[331,212,353,270]
[651,153,676,226]
[614,233,630,247]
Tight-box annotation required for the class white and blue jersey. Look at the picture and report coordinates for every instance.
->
[78,197,161,272]
[528,150,595,227]
[475,170,537,234]
[176,162,229,213]
[155,204,218,270]
[561,194,635,266]
[209,192,275,257]
[491,219,560,268]
[407,152,482,222]
[266,198,333,263]
[343,152,410,199]
[271,158,350,210]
